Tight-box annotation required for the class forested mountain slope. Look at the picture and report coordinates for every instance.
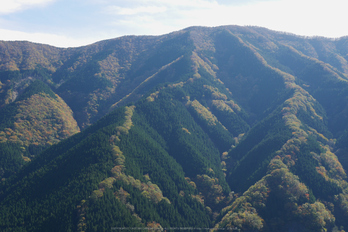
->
[0,80,79,179]
[1,26,348,231]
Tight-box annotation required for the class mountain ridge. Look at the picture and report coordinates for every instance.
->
[1,25,348,231]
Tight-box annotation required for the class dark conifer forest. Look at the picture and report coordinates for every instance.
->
[1,25,348,231]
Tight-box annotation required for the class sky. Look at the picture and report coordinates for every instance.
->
[0,0,347,48]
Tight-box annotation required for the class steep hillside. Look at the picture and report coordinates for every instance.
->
[0,80,79,179]
[0,32,195,129]
[1,26,348,231]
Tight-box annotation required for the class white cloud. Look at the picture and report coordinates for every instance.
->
[104,0,348,38]
[102,0,215,7]
[231,0,348,38]
[0,28,97,47]
[103,0,220,35]
[0,0,55,14]
[103,0,218,14]
[1,0,348,48]
[146,0,217,8]
[108,5,167,15]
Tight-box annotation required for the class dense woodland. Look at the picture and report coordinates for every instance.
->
[0,25,348,231]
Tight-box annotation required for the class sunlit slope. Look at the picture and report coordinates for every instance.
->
[0,26,348,231]
[0,80,79,179]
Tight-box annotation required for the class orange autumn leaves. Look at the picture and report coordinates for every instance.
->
[0,93,79,147]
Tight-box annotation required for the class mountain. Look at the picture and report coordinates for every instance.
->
[0,25,348,231]
[0,79,80,179]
